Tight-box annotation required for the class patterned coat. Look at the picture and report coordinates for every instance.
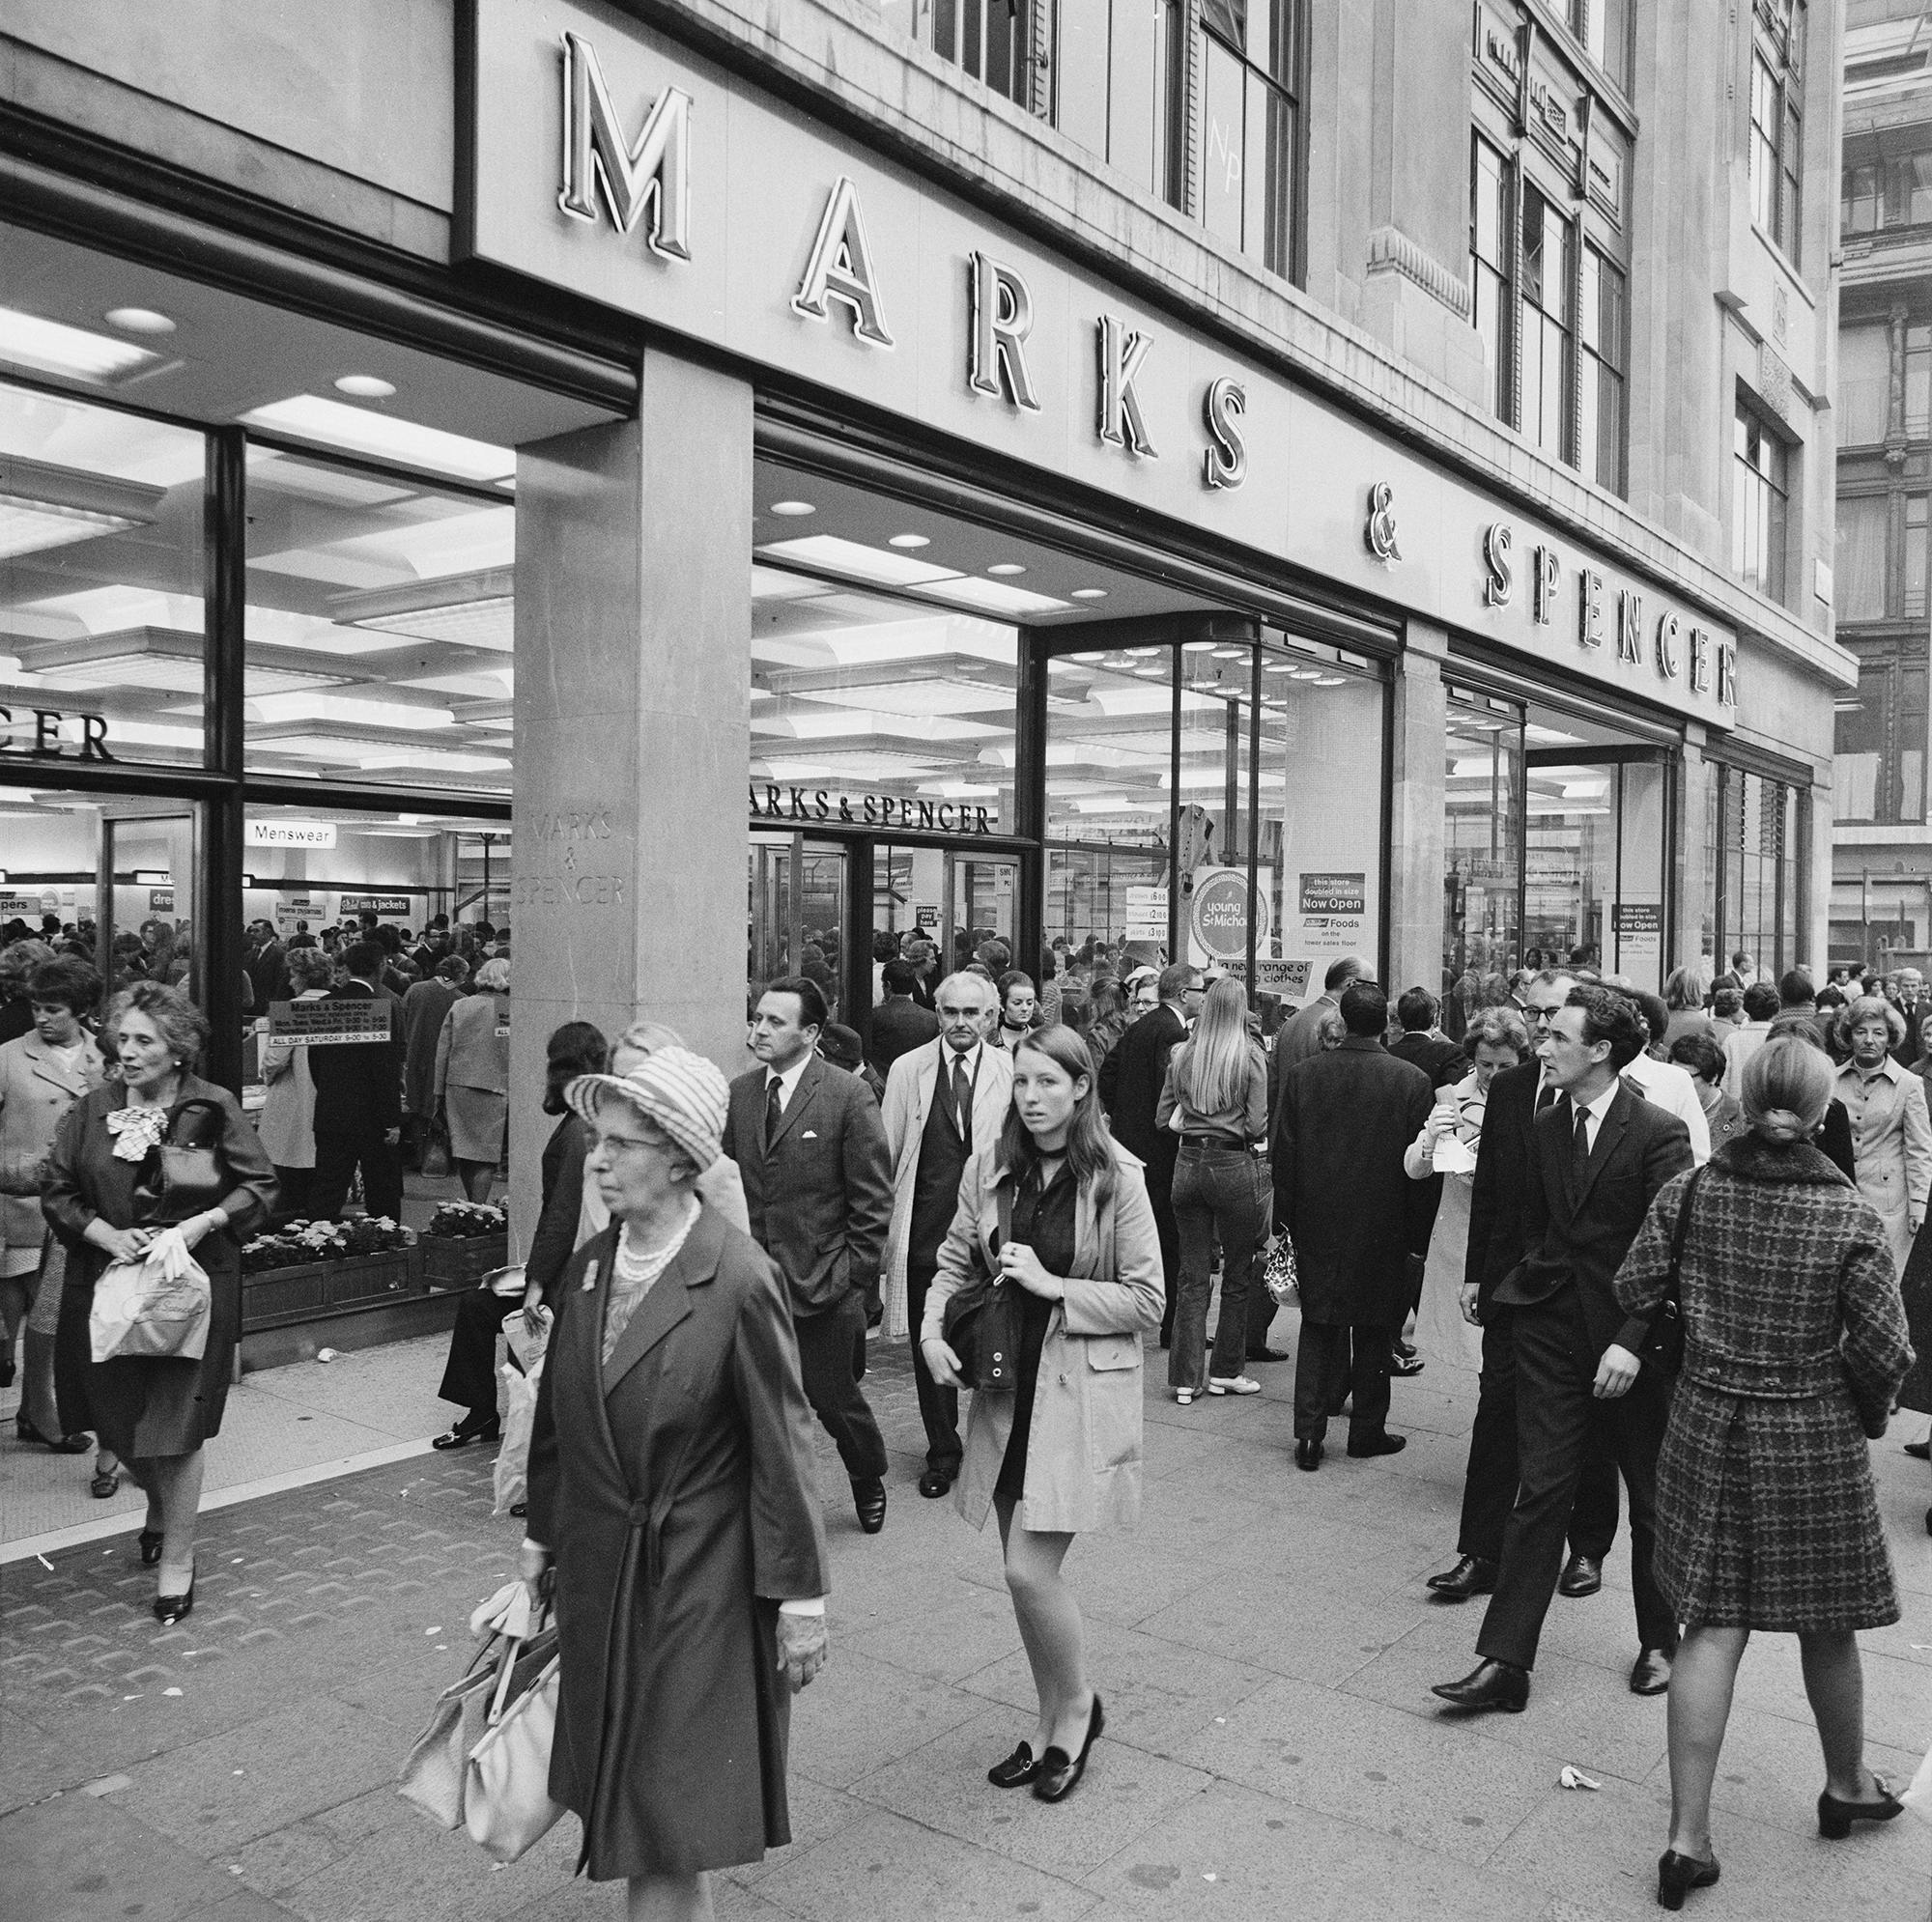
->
[1613,1136,1913,1631]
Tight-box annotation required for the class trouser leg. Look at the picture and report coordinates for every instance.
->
[307,1132,357,1222]
[1207,1152,1261,1380]
[1345,1324,1393,1442]
[362,1134,405,1221]
[1568,1435,1623,1562]
[1150,1169,1179,1346]
[1168,1156,1213,1391]
[1457,1308,1520,1563]
[438,1286,509,1415]
[904,1261,960,1474]
[1293,1320,1346,1441]
[794,1292,889,1481]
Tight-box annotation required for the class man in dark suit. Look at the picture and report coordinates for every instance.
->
[1099,961,1201,1349]
[1387,987,1466,1089]
[1434,986,1692,1712]
[1274,980,1435,1468]
[725,975,895,1535]
[868,959,940,1078]
[305,940,405,1222]
[244,920,289,1011]
[1426,970,1623,1603]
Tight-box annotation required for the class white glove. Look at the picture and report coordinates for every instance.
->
[145,1227,192,1280]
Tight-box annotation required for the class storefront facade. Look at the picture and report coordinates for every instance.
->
[0,0,1848,1247]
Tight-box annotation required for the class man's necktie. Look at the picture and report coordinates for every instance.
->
[764,1074,783,1150]
[952,1059,974,1153]
[1572,1101,1592,1170]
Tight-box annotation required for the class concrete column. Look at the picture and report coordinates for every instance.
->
[507,350,753,1254]
[1387,625,1447,997]
[1677,731,1711,973]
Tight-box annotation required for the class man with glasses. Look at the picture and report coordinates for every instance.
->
[1100,962,1201,1348]
[1123,967,1162,1022]
[880,972,1013,1497]
[1425,970,1622,1603]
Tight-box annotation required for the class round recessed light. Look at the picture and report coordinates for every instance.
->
[1070,587,1108,601]
[986,562,1027,577]
[888,532,929,548]
[333,374,396,399]
[1133,665,1166,678]
[769,500,816,518]
[1182,640,1215,652]
[104,306,176,335]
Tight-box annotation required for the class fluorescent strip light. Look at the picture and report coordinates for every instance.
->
[240,396,515,486]
[0,497,139,560]
[350,597,514,653]
[0,305,159,382]
[757,535,963,589]
[908,577,1069,617]
[248,693,456,731]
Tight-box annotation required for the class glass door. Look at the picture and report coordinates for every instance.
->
[747,831,848,1022]
[948,851,1021,974]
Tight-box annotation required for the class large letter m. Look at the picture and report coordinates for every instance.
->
[556,32,692,262]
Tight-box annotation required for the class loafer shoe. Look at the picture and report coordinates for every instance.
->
[1818,1776,1904,1839]
[987,1740,1041,1788]
[1431,1659,1528,1713]
[917,1469,954,1499]
[1208,1374,1262,1396]
[852,1478,887,1534]
[1293,1438,1322,1472]
[1426,1555,1497,1602]
[1032,1697,1103,1803]
[1630,1647,1673,1695]
[1558,1552,1603,1597]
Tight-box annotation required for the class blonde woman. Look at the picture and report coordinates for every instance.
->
[1832,995,1932,1278]
[1156,976,1269,1403]
[433,956,510,1201]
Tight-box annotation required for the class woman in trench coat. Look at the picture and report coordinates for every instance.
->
[922,1025,1165,1805]
[521,1047,829,1922]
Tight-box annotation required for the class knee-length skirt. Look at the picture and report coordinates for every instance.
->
[1656,1378,1900,1632]
[445,1085,507,1164]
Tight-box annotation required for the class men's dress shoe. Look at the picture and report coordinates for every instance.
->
[1294,1438,1322,1472]
[1904,1438,1931,1460]
[1246,1346,1290,1364]
[1032,1696,1103,1803]
[987,1740,1041,1789]
[1629,1648,1673,1695]
[1389,1352,1426,1378]
[1392,1337,1418,1361]
[917,1469,954,1499]
[1431,1660,1528,1713]
[1657,1849,1720,1909]
[152,1579,195,1626]
[1426,1556,1497,1602]
[1558,1552,1603,1597]
[431,1416,499,1452]
[1208,1374,1262,1396]
[852,1479,888,1534]
[1347,1431,1406,1457]
[1817,1777,1904,1840]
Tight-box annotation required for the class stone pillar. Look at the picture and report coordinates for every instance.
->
[1677,730,1711,973]
[507,349,753,1255]
[1387,625,1448,998]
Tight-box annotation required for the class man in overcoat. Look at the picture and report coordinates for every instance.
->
[1098,962,1200,1350]
[1273,979,1434,1468]
[725,975,895,1535]
[1433,985,1692,1713]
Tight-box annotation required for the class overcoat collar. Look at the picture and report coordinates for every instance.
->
[1711,1135,1852,1186]
[18,1031,98,1096]
[598,1203,726,1396]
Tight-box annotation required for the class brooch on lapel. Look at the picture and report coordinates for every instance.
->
[582,1259,600,1292]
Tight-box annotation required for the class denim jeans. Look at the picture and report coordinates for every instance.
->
[1167,1144,1264,1390]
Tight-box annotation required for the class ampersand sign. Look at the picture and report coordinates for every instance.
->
[1364,483,1402,563]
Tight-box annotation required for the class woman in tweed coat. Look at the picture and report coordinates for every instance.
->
[1613,1039,1914,1908]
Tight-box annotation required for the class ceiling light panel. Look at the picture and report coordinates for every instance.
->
[0,304,160,382]
[757,534,962,589]
[240,396,516,486]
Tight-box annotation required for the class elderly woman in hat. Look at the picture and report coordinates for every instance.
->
[520,1048,830,1922]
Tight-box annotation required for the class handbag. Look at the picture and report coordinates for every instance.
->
[154,1100,229,1213]
[1261,1231,1299,1305]
[465,1646,564,1862]
[89,1232,212,1363]
[421,1118,452,1180]
[1637,1167,1704,1381]
[941,1185,1023,1392]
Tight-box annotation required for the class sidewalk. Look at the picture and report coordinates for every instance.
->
[5,1323,1931,1922]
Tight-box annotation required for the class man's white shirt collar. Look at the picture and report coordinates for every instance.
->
[766,1053,812,1111]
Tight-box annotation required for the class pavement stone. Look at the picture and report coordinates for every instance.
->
[3,1330,1930,1922]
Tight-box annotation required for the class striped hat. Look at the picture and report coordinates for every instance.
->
[566,1046,729,1171]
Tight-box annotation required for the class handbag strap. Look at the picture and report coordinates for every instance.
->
[1661,1166,1705,1312]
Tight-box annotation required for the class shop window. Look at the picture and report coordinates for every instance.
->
[881,0,1039,110]
[1442,692,1522,1037]
[1833,649,1925,826]
[1710,765,1798,973]
[240,446,516,798]
[1837,324,1891,446]
[1841,144,1932,237]
[1747,0,1805,266]
[1194,0,1300,276]
[1577,248,1627,494]
[1732,405,1789,602]
[1835,494,1888,623]
[1573,0,1632,94]
[0,380,206,771]
[1470,137,1513,424]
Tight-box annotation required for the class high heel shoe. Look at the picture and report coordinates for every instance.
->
[1656,1850,1719,1908]
[987,1740,1041,1788]
[137,1530,163,1567]
[14,1414,90,1452]
[1818,1778,1904,1839]
[152,1578,194,1626]
[1032,1696,1103,1803]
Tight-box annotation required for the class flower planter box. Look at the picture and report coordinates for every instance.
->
[242,1250,419,1331]
[417,1231,511,1290]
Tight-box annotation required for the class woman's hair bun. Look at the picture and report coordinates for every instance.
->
[1753,1107,1808,1145]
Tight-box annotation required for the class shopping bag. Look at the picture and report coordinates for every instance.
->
[493,1356,543,1517]
[465,1650,564,1861]
[1901,1739,1932,1823]
[89,1231,212,1363]
[421,1120,452,1179]
[1261,1233,1299,1306]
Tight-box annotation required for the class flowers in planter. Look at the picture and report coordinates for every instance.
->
[424,1201,508,1240]
[242,1216,414,1274]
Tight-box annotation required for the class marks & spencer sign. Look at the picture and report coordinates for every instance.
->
[459,0,1740,725]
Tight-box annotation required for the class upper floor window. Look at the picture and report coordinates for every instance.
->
[1519,187,1573,462]
[1733,405,1789,602]
[1747,0,1805,265]
[1194,0,1300,277]
[1577,247,1628,494]
[1842,146,1932,236]
[888,0,1040,108]
[1571,0,1632,96]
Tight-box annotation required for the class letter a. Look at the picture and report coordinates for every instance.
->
[792,178,894,348]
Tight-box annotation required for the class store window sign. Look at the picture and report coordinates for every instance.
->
[1187,865,1271,968]
[339,895,412,918]
[749,782,995,835]
[466,5,1745,728]
[245,819,338,850]
[0,706,114,760]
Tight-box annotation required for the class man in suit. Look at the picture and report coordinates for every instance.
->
[880,972,1013,1497]
[305,940,405,1222]
[1387,986,1466,1090]
[868,958,941,1079]
[725,975,895,1534]
[1275,980,1435,1468]
[1099,961,1201,1350]
[1433,985,1693,1712]
[1271,955,1366,1093]
[1426,970,1623,1602]
[243,920,289,1011]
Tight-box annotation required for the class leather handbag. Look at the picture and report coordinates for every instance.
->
[420,1119,453,1180]
[464,1645,564,1862]
[1638,1167,1704,1381]
[154,1100,229,1214]
[941,1185,1022,1392]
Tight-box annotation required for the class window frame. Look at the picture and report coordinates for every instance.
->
[1747,0,1805,266]
[1732,401,1791,603]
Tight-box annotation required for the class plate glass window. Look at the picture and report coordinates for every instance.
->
[1732,408,1788,601]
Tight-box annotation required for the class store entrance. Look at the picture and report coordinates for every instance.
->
[747,830,1023,1042]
